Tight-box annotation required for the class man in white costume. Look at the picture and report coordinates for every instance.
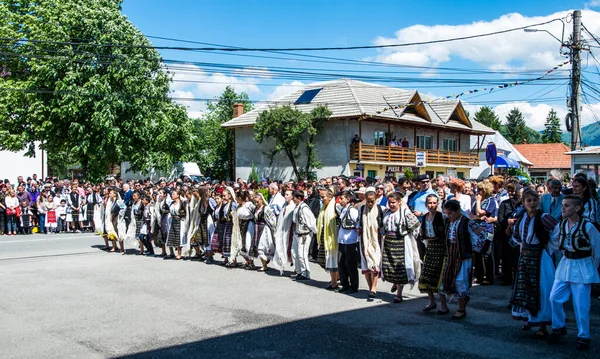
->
[548,195,600,351]
[291,190,317,281]
[268,183,286,218]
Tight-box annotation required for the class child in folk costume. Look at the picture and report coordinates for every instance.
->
[509,189,557,338]
[230,190,255,269]
[272,189,296,276]
[45,194,57,234]
[358,188,383,300]
[548,195,600,350]
[440,200,487,319]
[418,194,448,313]
[56,199,68,234]
[381,191,421,304]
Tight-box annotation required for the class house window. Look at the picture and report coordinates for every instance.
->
[374,131,386,146]
[442,138,457,152]
[367,170,377,179]
[416,135,432,149]
[457,172,464,179]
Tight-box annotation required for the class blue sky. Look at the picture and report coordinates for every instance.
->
[121,1,600,130]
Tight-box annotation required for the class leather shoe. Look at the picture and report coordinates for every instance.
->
[336,286,350,293]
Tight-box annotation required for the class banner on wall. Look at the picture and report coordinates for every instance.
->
[416,152,426,167]
[447,167,457,177]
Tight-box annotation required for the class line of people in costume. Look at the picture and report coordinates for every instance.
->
[83,173,599,352]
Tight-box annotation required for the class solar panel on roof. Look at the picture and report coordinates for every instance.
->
[294,88,322,104]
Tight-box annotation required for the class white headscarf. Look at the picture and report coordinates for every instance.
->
[225,186,237,203]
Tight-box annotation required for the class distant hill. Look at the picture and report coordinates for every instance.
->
[561,122,600,146]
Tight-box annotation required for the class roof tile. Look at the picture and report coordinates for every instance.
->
[512,143,571,169]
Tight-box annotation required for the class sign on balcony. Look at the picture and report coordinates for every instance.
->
[416,151,426,167]
[386,166,401,173]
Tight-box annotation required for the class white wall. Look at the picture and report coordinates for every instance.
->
[235,119,480,180]
[235,120,353,181]
[0,143,47,183]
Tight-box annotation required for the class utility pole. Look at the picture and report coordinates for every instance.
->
[570,10,582,151]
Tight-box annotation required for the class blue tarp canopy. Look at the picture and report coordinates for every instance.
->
[494,155,520,169]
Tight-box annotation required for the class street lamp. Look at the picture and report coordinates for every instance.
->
[523,28,565,45]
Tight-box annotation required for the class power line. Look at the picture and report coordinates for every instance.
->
[0,18,564,52]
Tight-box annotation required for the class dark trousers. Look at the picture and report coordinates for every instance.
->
[501,240,520,284]
[0,211,5,234]
[474,240,494,284]
[310,233,318,260]
[139,234,155,254]
[338,243,359,290]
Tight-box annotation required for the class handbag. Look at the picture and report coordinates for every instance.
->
[7,208,16,216]
[15,206,21,218]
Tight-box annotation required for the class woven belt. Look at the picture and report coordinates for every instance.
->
[564,250,592,259]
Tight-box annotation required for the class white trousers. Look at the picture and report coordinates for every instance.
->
[292,234,312,278]
[549,280,592,339]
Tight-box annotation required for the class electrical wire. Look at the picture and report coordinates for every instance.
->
[0,17,564,52]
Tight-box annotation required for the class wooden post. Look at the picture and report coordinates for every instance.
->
[413,128,417,148]
[358,120,362,161]
[387,122,391,161]
[436,130,440,150]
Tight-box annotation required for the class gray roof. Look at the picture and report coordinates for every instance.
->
[470,130,534,166]
[565,146,600,155]
[221,79,495,135]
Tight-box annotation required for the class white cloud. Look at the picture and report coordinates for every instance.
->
[372,10,600,69]
[265,81,305,101]
[465,100,600,132]
[586,1,600,9]
[172,89,204,119]
[166,63,265,117]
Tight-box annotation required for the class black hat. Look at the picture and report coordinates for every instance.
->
[416,174,430,182]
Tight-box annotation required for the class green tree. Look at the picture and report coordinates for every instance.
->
[0,0,194,181]
[254,105,331,180]
[504,107,528,144]
[192,86,252,180]
[541,109,563,143]
[248,162,260,183]
[474,106,502,131]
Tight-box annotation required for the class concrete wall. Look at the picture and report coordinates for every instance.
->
[0,143,47,184]
[235,122,352,181]
[235,119,478,181]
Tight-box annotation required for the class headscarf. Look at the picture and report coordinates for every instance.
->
[225,186,237,203]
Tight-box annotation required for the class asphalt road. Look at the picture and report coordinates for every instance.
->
[0,233,598,359]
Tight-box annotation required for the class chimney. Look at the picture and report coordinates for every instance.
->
[233,103,244,118]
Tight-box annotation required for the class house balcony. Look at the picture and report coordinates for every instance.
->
[350,144,479,167]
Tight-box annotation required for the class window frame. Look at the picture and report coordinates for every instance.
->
[416,135,433,149]
[442,137,458,152]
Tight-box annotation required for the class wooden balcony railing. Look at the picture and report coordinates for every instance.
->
[350,144,479,167]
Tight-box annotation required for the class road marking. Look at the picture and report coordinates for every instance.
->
[0,251,101,261]
[0,234,98,244]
